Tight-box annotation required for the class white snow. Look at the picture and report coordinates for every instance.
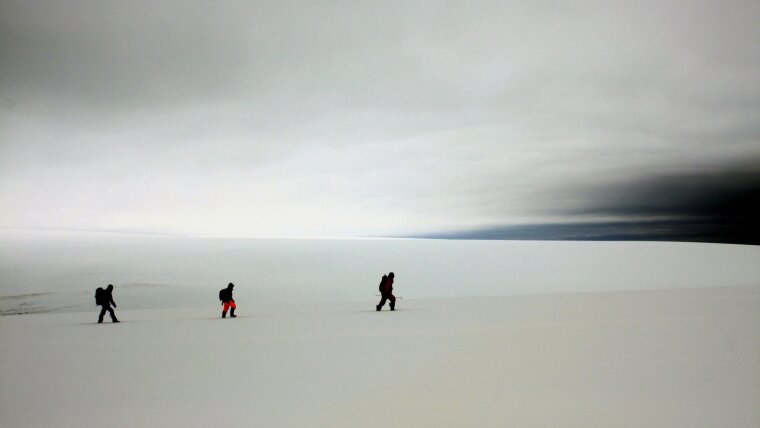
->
[1,235,759,427]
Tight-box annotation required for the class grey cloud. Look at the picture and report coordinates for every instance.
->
[1,1,759,237]
[425,158,760,245]
[569,159,760,220]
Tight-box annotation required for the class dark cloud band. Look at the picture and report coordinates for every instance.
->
[418,159,760,245]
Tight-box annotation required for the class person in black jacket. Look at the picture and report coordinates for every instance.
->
[376,272,396,311]
[219,282,237,318]
[96,284,119,323]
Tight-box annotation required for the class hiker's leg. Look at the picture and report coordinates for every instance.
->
[222,302,230,317]
[389,294,396,310]
[108,306,118,322]
[98,306,107,323]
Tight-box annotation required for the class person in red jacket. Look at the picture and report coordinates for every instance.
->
[376,272,396,311]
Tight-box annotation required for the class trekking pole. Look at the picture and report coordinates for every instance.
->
[375,295,402,299]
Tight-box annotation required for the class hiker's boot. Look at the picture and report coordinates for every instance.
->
[230,308,237,318]
[222,311,227,318]
[390,303,395,311]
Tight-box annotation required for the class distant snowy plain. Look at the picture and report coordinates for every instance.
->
[1,230,759,311]
[1,231,759,427]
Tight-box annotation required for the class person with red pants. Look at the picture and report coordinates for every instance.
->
[376,272,396,311]
[219,282,237,318]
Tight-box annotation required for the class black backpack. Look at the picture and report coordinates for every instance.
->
[378,275,387,292]
[219,289,225,301]
[94,287,105,305]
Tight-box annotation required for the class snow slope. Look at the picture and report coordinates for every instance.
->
[1,287,758,428]
[2,235,759,426]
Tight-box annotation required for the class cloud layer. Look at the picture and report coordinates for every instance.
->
[1,1,759,238]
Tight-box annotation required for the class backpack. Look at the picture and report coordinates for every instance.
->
[219,289,225,301]
[378,275,387,292]
[95,287,105,305]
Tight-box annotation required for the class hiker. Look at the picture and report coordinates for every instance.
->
[219,282,237,318]
[95,284,119,323]
[376,272,396,311]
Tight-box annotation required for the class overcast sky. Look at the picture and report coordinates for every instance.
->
[1,0,759,238]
